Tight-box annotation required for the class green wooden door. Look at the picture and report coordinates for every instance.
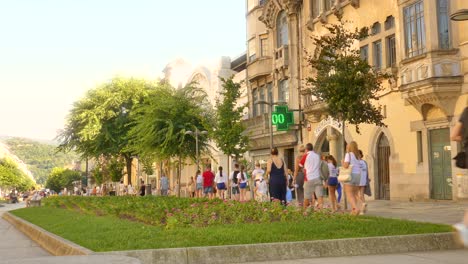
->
[429,128,452,200]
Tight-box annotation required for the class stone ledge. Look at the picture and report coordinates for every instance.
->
[104,232,462,264]
[5,212,462,264]
[2,212,93,256]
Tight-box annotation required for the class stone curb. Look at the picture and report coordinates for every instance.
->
[103,232,462,264]
[4,212,462,264]
[2,212,93,256]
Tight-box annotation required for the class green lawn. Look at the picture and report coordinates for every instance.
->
[11,206,452,252]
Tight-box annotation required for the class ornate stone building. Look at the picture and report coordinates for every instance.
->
[245,0,468,200]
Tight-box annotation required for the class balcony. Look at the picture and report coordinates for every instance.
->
[302,89,327,122]
[247,57,273,81]
[275,45,289,72]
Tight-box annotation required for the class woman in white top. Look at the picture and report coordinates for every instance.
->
[237,165,248,202]
[358,150,369,214]
[326,155,339,212]
[342,141,362,215]
[215,166,227,199]
[196,170,203,198]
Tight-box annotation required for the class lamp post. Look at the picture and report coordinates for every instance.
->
[185,128,208,171]
[255,100,287,150]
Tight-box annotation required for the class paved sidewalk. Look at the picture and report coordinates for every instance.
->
[242,250,468,264]
[0,202,50,260]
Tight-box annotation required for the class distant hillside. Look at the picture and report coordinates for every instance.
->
[1,137,80,184]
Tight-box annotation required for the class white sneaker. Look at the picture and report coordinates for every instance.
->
[453,223,468,248]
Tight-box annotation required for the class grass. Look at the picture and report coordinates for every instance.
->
[11,206,452,252]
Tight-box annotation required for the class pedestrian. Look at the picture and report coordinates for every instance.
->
[203,165,215,199]
[341,141,362,215]
[119,180,125,196]
[139,180,146,196]
[251,162,265,200]
[195,170,203,198]
[188,176,196,198]
[266,147,287,204]
[254,174,268,202]
[326,155,339,212]
[300,143,327,210]
[91,186,97,196]
[160,174,169,196]
[286,169,295,204]
[230,164,240,201]
[215,166,227,199]
[358,150,371,214]
[237,165,248,202]
[294,145,306,206]
[450,106,468,247]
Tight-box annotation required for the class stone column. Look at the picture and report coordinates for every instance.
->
[327,127,339,158]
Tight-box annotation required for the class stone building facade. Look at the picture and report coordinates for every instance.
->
[244,0,468,201]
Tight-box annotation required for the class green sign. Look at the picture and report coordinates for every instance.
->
[271,105,294,131]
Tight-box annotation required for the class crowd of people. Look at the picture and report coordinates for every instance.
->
[181,141,372,216]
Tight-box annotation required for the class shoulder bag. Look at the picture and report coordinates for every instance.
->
[338,165,353,183]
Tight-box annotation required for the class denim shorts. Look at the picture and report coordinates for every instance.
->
[196,183,203,190]
[344,173,361,186]
[203,186,213,194]
[239,182,247,189]
[328,177,338,186]
[217,183,226,190]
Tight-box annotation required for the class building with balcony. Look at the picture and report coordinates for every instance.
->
[245,0,468,201]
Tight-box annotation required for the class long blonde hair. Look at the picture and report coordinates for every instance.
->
[347,141,360,159]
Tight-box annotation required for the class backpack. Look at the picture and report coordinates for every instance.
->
[319,161,329,181]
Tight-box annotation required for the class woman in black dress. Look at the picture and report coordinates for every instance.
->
[266,147,287,204]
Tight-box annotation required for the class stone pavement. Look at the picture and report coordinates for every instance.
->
[241,250,468,264]
[0,202,50,261]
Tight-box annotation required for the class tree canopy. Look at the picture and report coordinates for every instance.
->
[0,158,35,191]
[45,167,82,193]
[306,19,390,132]
[213,77,249,160]
[58,77,154,184]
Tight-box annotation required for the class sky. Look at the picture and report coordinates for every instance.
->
[0,0,246,141]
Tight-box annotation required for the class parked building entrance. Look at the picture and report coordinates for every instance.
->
[429,128,452,200]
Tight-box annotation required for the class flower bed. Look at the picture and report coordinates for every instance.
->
[43,196,348,229]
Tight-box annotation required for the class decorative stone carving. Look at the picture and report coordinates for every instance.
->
[282,0,302,15]
[259,0,281,29]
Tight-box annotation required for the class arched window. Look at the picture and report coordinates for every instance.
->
[276,11,288,47]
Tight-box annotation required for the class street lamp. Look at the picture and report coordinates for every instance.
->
[255,100,287,150]
[451,9,468,21]
[185,128,208,170]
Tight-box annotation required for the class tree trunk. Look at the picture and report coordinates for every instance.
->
[177,156,182,198]
[125,156,133,185]
[341,119,348,210]
[227,154,230,199]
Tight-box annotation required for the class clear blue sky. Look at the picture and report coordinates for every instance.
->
[0,0,246,140]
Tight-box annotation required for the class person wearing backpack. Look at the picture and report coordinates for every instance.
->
[230,163,240,201]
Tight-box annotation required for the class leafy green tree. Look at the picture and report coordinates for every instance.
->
[58,77,154,184]
[0,158,35,191]
[212,77,249,190]
[306,20,390,134]
[108,157,125,183]
[45,167,81,193]
[128,84,213,196]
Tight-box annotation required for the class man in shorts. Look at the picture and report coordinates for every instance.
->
[202,165,215,199]
[300,143,324,209]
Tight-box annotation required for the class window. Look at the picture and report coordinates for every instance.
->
[373,40,382,70]
[278,80,289,103]
[360,45,369,62]
[404,1,426,58]
[437,0,450,49]
[387,35,396,67]
[260,35,269,57]
[259,86,265,114]
[248,38,256,62]
[252,89,258,117]
[311,0,320,18]
[267,83,273,103]
[371,22,381,35]
[277,11,288,47]
[417,131,423,163]
[384,16,395,30]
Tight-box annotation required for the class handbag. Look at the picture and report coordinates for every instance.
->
[338,165,353,182]
[453,152,466,169]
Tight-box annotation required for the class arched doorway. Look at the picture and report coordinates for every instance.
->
[376,133,391,200]
[315,128,345,164]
